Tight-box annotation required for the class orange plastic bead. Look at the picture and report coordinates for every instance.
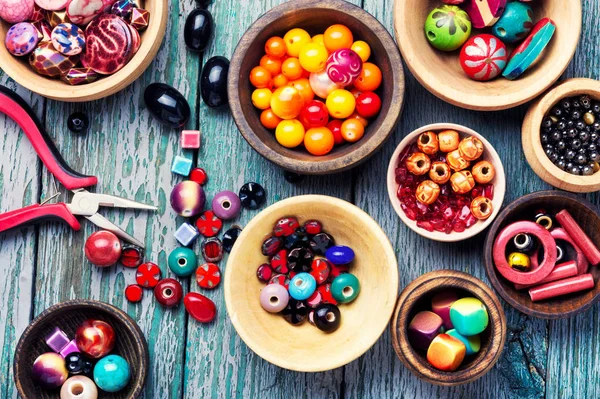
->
[340,119,365,143]
[252,88,272,110]
[323,24,353,52]
[270,86,305,120]
[265,36,287,58]
[260,55,282,76]
[283,28,311,57]
[260,109,282,130]
[353,62,382,92]
[249,66,272,89]
[348,112,369,127]
[426,334,466,372]
[272,73,289,88]
[288,78,314,102]
[304,127,335,156]
[281,57,303,80]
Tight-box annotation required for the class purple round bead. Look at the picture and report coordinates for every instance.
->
[211,190,241,220]
[170,181,205,217]
[260,283,289,313]
[326,48,363,87]
[31,352,68,389]
[5,22,39,56]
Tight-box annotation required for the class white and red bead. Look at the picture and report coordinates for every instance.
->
[459,34,507,81]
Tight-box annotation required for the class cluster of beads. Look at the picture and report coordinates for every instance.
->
[257,217,360,333]
[250,24,382,155]
[33,321,130,397]
[407,292,489,371]
[84,230,143,269]
[395,129,496,233]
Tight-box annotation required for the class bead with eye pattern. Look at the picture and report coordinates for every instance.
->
[406,152,431,175]
[416,180,441,205]
[417,131,439,155]
[446,149,470,171]
[472,160,496,184]
[450,170,475,194]
[470,196,493,220]
[458,136,484,161]
[429,161,451,184]
[438,130,460,152]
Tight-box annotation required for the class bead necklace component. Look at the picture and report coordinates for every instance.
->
[184,292,217,323]
[154,278,183,307]
[196,210,223,237]
[136,262,161,288]
[195,262,221,289]
[222,226,242,252]
[513,233,535,254]
[202,237,224,263]
[125,284,143,302]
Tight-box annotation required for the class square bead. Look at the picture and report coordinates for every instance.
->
[174,222,200,246]
[45,327,70,353]
[59,339,79,357]
[181,130,201,149]
[171,155,193,176]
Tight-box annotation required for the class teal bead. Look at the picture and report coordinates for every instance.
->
[93,354,130,393]
[331,273,360,303]
[168,247,197,277]
[424,5,472,52]
[449,297,489,336]
[289,272,316,300]
[446,328,481,355]
[491,1,533,44]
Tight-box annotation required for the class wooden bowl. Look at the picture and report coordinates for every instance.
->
[522,78,600,193]
[391,270,506,386]
[483,190,600,319]
[224,195,399,372]
[394,0,582,111]
[13,300,149,398]
[0,0,168,102]
[386,123,506,242]
[228,0,405,175]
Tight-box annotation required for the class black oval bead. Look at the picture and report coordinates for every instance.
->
[283,171,305,184]
[200,56,229,108]
[184,8,213,52]
[67,112,89,133]
[314,303,341,333]
[238,182,267,210]
[222,226,242,253]
[143,83,191,128]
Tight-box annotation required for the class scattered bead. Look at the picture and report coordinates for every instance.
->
[136,262,161,288]
[144,83,191,128]
[32,352,68,389]
[196,210,222,237]
[67,112,89,133]
[170,180,205,217]
[119,244,143,268]
[212,190,241,220]
[124,284,143,303]
[239,182,266,210]
[184,292,217,323]
[222,226,242,252]
[84,230,122,267]
[189,167,208,185]
[184,7,213,52]
[196,262,221,289]
[201,56,229,108]
[168,247,197,277]
[429,162,451,185]
[171,155,194,177]
[154,278,183,307]
[174,222,200,246]
[75,320,115,359]
[180,129,201,149]
[202,237,224,263]
[93,355,130,393]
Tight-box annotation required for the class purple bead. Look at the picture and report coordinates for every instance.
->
[45,327,70,353]
[32,352,68,389]
[170,181,205,217]
[110,0,136,18]
[5,22,40,56]
[59,339,79,357]
[211,190,241,220]
[326,48,363,87]
[407,311,444,351]
[260,284,289,313]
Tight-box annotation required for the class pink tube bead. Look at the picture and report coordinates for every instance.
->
[514,261,579,290]
[550,227,589,275]
[528,274,595,302]
[555,210,600,266]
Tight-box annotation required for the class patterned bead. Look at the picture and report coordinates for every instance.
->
[75,320,115,359]
[45,10,70,28]
[424,5,471,51]
[29,41,79,77]
[314,303,341,333]
[202,237,223,263]
[238,182,266,210]
[463,0,507,29]
[317,283,337,305]
[196,210,222,237]
[222,226,242,252]
[491,1,533,43]
[32,353,68,389]
[168,247,197,277]
[325,245,355,265]
[129,7,149,31]
[303,220,322,235]
[136,262,161,288]
[273,217,300,237]
[256,263,273,283]
[306,290,323,308]
[119,244,143,268]
[309,232,335,255]
[460,34,507,81]
[287,247,314,273]
[35,0,69,11]
[212,190,241,220]
[174,222,200,246]
[331,273,360,304]
[67,0,113,26]
[45,327,70,353]
[189,167,208,185]
[170,181,205,217]
[64,353,93,376]
[110,0,136,18]
[260,283,289,313]
[58,340,79,357]
[261,235,283,257]
[283,231,310,250]
[60,375,97,399]
[310,257,331,284]
[93,355,130,393]
[329,262,349,280]
[184,292,216,323]
[33,21,52,42]
[326,48,363,87]
[289,272,317,300]
[269,273,290,290]
[196,262,221,289]
[281,298,308,326]
[5,22,39,56]
[30,4,44,23]
[154,278,183,307]
[51,23,85,56]
[171,155,193,176]
[124,284,143,302]
[269,249,288,273]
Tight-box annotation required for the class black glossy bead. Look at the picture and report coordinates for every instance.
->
[67,112,89,133]
[579,131,590,142]
[557,120,566,130]
[566,161,575,170]
[184,8,213,52]
[238,182,266,210]
[551,107,562,117]
[65,352,93,375]
[314,303,341,333]
[569,166,581,175]
[556,159,567,170]
[566,120,575,129]
[287,247,314,272]
[548,152,559,163]
[261,236,283,257]
[281,299,308,325]
[200,56,229,108]
[580,95,591,109]
[572,100,581,109]
[550,131,562,142]
[590,152,600,163]
[582,165,594,175]
[283,232,310,250]
[198,0,213,7]
[571,139,582,150]
[567,128,578,138]
[542,116,553,128]
[541,134,549,144]
[222,226,242,252]
[283,171,305,184]
[571,110,581,120]
[513,233,535,254]
[560,99,571,109]
[593,102,600,114]
[565,150,576,160]
[591,132,599,142]
[576,120,586,130]
[593,123,600,132]
[556,141,566,151]
[575,153,588,165]
[309,232,335,256]
[143,83,191,128]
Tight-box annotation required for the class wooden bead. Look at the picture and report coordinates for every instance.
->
[503,18,556,80]
[463,0,507,29]
[459,34,507,81]
[406,152,431,175]
[529,274,595,302]
[446,150,470,171]
[549,228,589,275]
[514,260,579,290]
[491,1,533,43]
[417,131,439,155]
[416,180,440,205]
[424,5,471,51]
[555,209,600,265]
[426,334,466,371]
[429,162,451,184]
[438,130,460,152]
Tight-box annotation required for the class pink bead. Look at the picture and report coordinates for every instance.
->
[463,0,507,29]
[0,0,34,24]
[326,48,363,87]
[529,274,595,302]
[431,290,458,329]
[550,228,589,275]
[181,130,201,149]
[514,261,579,290]
[259,284,289,313]
[555,210,600,266]
[460,34,508,81]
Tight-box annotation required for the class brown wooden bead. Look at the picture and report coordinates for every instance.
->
[416,180,440,205]
[470,196,493,219]
[458,136,484,161]
[429,161,451,184]
[406,152,431,175]
[438,130,460,153]
[450,170,475,194]
[417,131,439,155]
[446,149,470,171]
[472,160,496,184]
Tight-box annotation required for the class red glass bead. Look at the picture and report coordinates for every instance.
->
[307,290,323,308]
[184,292,216,323]
[154,278,183,307]
[273,217,300,237]
[84,230,122,267]
[202,237,224,263]
[310,257,331,284]
[270,249,288,273]
[317,283,337,305]
[125,284,143,302]
[120,244,143,268]
[483,184,494,200]
[299,100,329,129]
[75,320,115,359]
[196,263,221,289]
[355,92,382,118]
[269,274,290,290]
[196,210,222,237]
[189,167,208,186]
[136,262,161,288]
[256,263,273,283]
[327,120,345,145]
[304,220,322,235]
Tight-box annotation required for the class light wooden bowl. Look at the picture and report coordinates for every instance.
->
[224,195,399,372]
[0,0,168,102]
[483,190,600,319]
[228,0,405,175]
[386,123,506,242]
[391,270,506,386]
[14,300,149,399]
[522,78,600,193]
[394,0,582,111]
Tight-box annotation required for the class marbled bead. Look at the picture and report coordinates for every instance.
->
[325,245,355,265]
[426,334,466,371]
[168,247,197,277]
[60,375,97,399]
[75,320,115,359]
[314,303,341,333]
[45,327,70,353]
[449,297,489,336]
[202,237,224,263]
[222,226,242,252]
[170,180,205,217]
[154,278,183,307]
[211,190,241,220]
[32,353,68,389]
[196,262,221,289]
[0,0,34,24]
[407,311,444,350]
[259,283,289,313]
[446,329,481,355]
[60,67,98,86]
[51,23,85,56]
[5,22,39,56]
[491,1,533,43]
[29,41,79,77]
[431,290,457,329]
[281,298,308,325]
[288,272,317,300]
[331,273,360,303]
[93,355,130,393]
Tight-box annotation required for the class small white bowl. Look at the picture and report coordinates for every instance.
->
[386,123,506,242]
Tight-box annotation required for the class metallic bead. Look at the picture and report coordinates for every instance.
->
[556,245,564,262]
[446,149,470,171]
[471,160,496,184]
[29,41,79,77]
[415,180,440,205]
[417,131,439,155]
[508,252,531,271]
[406,152,431,175]
[535,213,553,230]
[513,233,534,254]
[470,196,493,220]
[130,8,150,31]
[429,161,451,184]
[458,136,484,161]
[450,170,475,194]
[438,130,460,153]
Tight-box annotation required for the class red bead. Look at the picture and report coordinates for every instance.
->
[329,263,349,279]
[317,283,337,305]
[154,278,183,307]
[125,284,143,302]
[136,262,161,288]
[327,120,345,145]
[270,249,288,273]
[310,257,331,284]
[202,237,224,263]
[189,167,208,186]
[303,220,322,235]
[299,100,329,129]
[196,210,222,237]
[84,231,122,267]
[256,263,273,283]
[196,263,221,289]
[184,292,217,323]
[273,217,300,237]
[355,92,382,118]
[269,273,290,290]
[307,290,323,308]
[120,245,143,268]
[459,34,508,81]
[75,320,115,359]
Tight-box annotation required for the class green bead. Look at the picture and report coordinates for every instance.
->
[424,5,472,51]
[508,252,531,271]
[449,297,489,336]
[168,247,197,277]
[446,328,481,355]
[331,273,360,303]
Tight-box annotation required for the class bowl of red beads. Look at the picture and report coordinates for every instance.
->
[387,123,506,242]
[224,195,398,371]
[228,0,404,174]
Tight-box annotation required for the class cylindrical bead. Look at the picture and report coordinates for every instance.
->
[529,274,595,302]
[555,210,600,265]
[514,261,579,290]
[550,227,589,275]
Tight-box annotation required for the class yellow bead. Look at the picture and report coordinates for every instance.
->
[508,252,531,271]
[270,86,305,120]
[351,40,371,62]
[299,43,329,73]
[283,28,312,57]
[275,119,305,148]
[251,88,272,110]
[312,34,325,47]
[325,89,356,119]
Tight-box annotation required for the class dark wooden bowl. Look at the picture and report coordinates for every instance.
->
[391,270,506,386]
[13,300,148,399]
[483,190,600,319]
[228,0,405,175]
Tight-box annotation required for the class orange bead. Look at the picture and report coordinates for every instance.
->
[288,78,314,102]
[348,112,369,127]
[260,55,282,76]
[350,87,362,99]
[341,119,365,143]
[270,86,305,120]
[281,57,303,80]
[265,36,287,58]
[426,334,466,372]
[272,73,289,88]
[260,109,282,130]
[249,66,272,89]
[304,127,335,156]
[323,24,354,52]
[353,62,382,92]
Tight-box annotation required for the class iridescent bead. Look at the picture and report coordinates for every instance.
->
[170,181,205,217]
[202,237,224,263]
[314,303,341,333]
[168,247,197,277]
[289,272,317,300]
[154,278,183,307]
[64,352,93,376]
[110,0,136,18]
[212,190,241,220]
[325,245,355,265]
[260,283,289,312]
[5,22,39,56]
[29,41,79,77]
[60,375,97,399]
[129,8,150,31]
[75,320,115,359]
[331,273,360,303]
[93,355,130,393]
[222,226,242,252]
[32,353,68,389]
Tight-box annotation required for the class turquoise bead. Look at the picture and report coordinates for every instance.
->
[446,328,481,355]
[289,272,316,300]
[331,273,360,303]
[168,247,197,277]
[492,1,533,44]
[449,297,489,336]
[93,354,130,393]
[171,155,193,176]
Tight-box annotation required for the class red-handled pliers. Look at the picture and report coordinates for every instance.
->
[0,86,156,248]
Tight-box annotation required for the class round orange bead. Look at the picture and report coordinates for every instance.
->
[265,36,287,58]
[348,112,369,127]
[323,24,353,52]
[260,55,282,76]
[260,109,282,129]
[252,88,272,110]
[304,127,335,155]
[340,119,365,143]
[249,66,272,89]
[353,62,382,92]
[270,86,305,120]
[272,73,289,88]
[288,78,314,102]
[281,57,303,80]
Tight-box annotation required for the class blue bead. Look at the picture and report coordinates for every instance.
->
[325,245,355,265]
[288,272,316,300]
[174,222,199,246]
[93,355,130,393]
[491,1,533,44]
[171,155,193,176]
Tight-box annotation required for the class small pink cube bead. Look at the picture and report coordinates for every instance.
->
[181,130,201,149]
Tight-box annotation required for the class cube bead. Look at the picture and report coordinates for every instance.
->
[174,222,200,246]
[171,155,193,176]
[431,290,457,330]
[45,327,70,353]
[181,130,201,149]
[59,339,79,358]
[407,310,444,351]
[449,297,489,336]
[427,334,466,371]
[446,328,481,355]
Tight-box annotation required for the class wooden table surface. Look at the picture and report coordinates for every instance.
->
[1,1,598,398]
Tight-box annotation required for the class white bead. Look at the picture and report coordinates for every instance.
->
[60,375,98,399]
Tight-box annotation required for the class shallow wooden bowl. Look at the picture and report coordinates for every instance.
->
[483,190,600,319]
[0,0,168,102]
[386,123,506,242]
[224,195,399,372]
[522,78,600,193]
[14,300,148,398]
[391,270,506,386]
[228,0,405,175]
[394,0,582,111]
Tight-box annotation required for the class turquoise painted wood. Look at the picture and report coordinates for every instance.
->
[0,0,599,398]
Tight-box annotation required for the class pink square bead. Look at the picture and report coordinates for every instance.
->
[59,339,79,357]
[181,130,201,149]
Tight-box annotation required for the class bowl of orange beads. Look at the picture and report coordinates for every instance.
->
[228,0,405,174]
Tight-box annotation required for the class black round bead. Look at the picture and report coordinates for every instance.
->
[281,299,308,325]
[590,132,599,142]
[582,165,595,175]
[549,152,559,163]
[222,227,242,253]
[561,99,571,109]
[571,139,582,150]
[238,182,266,210]
[550,131,562,142]
[572,100,581,109]
[551,107,562,117]
[576,153,588,165]
[67,112,89,133]
[557,120,567,130]
[579,131,590,142]
[572,110,581,120]
[576,120,586,130]
[200,56,230,108]
[588,143,597,153]
[580,95,592,109]
[593,123,600,132]
[283,171,305,184]
[556,159,567,170]
[541,134,550,144]
[565,150,576,160]
[542,116,553,128]
[589,152,600,163]
[567,128,578,138]
[314,303,342,333]
[593,102,600,114]
[556,141,566,152]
